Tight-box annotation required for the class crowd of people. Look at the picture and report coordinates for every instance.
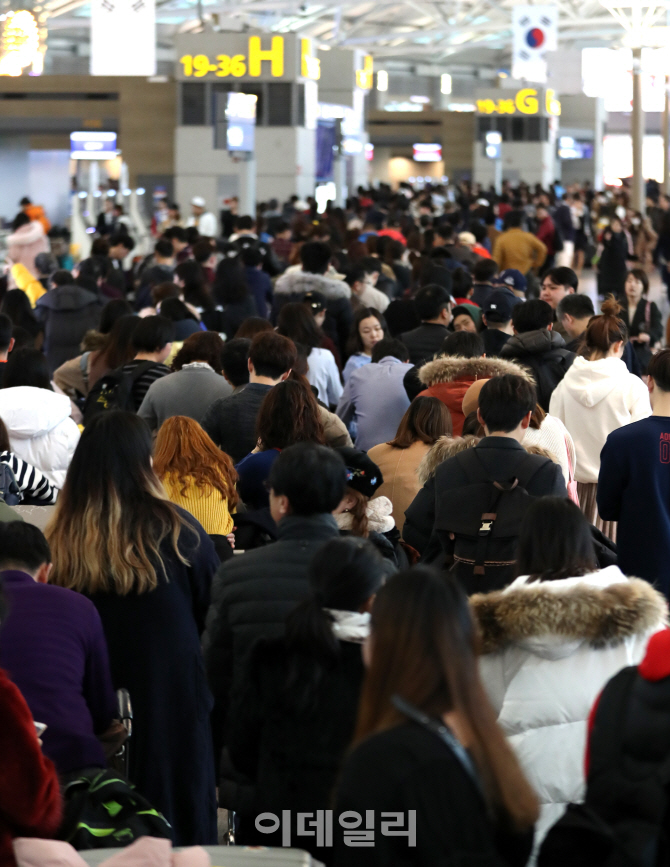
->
[1,179,670,867]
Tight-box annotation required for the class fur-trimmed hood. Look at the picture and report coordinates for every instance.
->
[417,436,557,485]
[472,567,668,657]
[417,435,479,485]
[274,269,351,301]
[417,355,534,388]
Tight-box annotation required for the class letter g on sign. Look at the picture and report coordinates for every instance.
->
[515,88,539,115]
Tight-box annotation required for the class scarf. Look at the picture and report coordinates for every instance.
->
[324,609,371,644]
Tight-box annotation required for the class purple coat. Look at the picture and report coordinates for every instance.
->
[0,570,117,774]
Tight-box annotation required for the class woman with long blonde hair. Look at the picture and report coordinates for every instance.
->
[47,411,220,847]
[154,415,238,554]
[333,567,539,866]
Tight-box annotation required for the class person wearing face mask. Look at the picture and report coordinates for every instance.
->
[596,218,630,299]
[620,268,662,371]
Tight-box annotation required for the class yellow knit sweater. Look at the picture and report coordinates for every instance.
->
[162,474,234,536]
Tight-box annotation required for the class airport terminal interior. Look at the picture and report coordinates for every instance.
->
[3,2,670,866]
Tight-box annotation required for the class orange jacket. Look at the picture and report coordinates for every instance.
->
[23,205,50,234]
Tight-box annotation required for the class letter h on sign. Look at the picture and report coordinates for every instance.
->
[248,35,284,77]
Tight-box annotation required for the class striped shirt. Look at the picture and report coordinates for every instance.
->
[0,451,58,504]
[121,361,172,411]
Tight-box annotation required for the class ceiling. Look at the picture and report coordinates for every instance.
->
[33,0,670,72]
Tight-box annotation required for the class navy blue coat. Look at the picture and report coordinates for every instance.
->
[87,511,220,846]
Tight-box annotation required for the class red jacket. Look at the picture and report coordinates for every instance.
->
[536,216,556,256]
[415,355,533,437]
[0,668,61,867]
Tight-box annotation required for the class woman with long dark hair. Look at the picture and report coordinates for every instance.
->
[212,255,256,337]
[277,302,342,406]
[227,537,388,862]
[235,378,325,510]
[47,411,220,845]
[54,314,139,401]
[368,396,452,532]
[473,497,666,854]
[334,566,539,866]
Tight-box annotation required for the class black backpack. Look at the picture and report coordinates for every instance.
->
[59,768,172,850]
[539,667,670,867]
[434,450,548,594]
[82,361,155,424]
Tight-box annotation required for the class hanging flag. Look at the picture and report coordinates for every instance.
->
[90,0,156,75]
[512,5,558,83]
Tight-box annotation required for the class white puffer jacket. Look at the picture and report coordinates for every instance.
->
[0,386,80,489]
[473,567,667,852]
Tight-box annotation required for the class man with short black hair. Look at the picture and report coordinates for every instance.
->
[556,293,595,351]
[240,245,273,318]
[203,442,347,750]
[400,284,453,367]
[404,374,566,590]
[274,240,353,354]
[164,226,190,262]
[471,259,499,307]
[598,349,670,596]
[540,266,578,338]
[337,338,412,451]
[501,298,575,410]
[0,313,15,387]
[119,314,175,410]
[220,338,251,391]
[202,331,296,462]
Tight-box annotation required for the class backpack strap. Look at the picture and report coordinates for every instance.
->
[473,478,517,576]
[116,361,158,411]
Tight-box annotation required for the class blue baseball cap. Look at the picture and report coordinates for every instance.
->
[494,269,527,295]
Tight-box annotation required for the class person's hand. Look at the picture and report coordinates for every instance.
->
[226,533,235,549]
[635,332,651,344]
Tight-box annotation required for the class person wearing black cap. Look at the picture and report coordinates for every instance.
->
[334,447,405,568]
[481,290,522,357]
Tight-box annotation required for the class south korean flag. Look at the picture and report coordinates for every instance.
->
[512,5,558,83]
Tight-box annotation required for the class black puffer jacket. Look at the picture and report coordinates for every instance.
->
[501,329,575,411]
[203,513,341,760]
[35,285,105,373]
[400,322,450,368]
